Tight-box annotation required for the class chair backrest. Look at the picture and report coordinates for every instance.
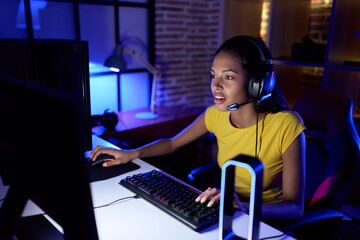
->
[292,89,360,211]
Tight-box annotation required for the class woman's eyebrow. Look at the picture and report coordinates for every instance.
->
[210,68,239,73]
[222,68,239,73]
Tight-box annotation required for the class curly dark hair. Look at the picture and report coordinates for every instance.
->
[214,35,290,113]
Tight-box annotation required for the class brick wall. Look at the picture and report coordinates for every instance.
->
[153,0,333,108]
[154,0,221,108]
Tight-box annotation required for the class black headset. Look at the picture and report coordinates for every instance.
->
[91,109,118,130]
[242,36,275,101]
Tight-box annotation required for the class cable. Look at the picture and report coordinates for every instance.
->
[255,103,260,159]
[259,233,286,240]
[254,77,263,159]
[13,195,141,219]
[94,195,140,209]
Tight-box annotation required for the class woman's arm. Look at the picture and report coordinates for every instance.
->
[90,112,208,167]
[261,131,306,226]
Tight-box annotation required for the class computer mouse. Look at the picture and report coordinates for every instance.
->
[87,154,115,167]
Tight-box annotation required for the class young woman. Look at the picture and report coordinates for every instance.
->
[90,35,306,227]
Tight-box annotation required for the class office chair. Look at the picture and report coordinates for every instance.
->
[187,89,360,239]
[282,89,360,239]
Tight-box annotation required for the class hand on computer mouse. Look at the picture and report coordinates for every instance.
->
[90,146,137,167]
[88,154,115,167]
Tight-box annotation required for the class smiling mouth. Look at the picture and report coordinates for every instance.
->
[215,96,224,100]
[214,95,226,104]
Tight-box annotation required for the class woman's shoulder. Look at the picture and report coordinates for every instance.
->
[205,105,229,131]
[267,110,304,125]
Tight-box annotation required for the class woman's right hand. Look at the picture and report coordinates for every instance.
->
[90,145,137,167]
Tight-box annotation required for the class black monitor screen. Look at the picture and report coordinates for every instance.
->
[0,39,92,151]
[0,39,97,240]
[0,74,98,239]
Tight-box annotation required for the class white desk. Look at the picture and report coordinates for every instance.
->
[15,135,294,240]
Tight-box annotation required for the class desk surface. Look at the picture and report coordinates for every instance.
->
[19,135,294,240]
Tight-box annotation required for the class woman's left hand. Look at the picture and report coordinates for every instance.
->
[195,187,247,213]
[195,187,220,207]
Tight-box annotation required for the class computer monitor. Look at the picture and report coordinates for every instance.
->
[0,73,98,239]
[0,39,92,151]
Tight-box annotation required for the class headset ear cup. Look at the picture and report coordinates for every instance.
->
[248,72,265,99]
[242,36,275,100]
[100,109,118,129]
[248,76,256,98]
[262,69,275,94]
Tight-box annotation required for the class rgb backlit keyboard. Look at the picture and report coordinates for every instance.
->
[119,169,219,231]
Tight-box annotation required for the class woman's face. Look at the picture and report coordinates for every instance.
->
[210,51,250,111]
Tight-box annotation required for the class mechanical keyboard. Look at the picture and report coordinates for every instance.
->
[119,169,219,232]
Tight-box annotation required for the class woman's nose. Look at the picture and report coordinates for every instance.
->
[211,78,223,89]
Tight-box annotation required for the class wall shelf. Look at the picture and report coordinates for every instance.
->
[272,60,325,69]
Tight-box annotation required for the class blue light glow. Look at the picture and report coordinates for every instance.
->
[109,67,120,72]
[88,62,150,114]
[89,74,118,115]
[17,0,47,30]
[120,72,150,111]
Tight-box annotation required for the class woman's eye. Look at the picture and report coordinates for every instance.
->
[210,74,216,79]
[225,75,234,80]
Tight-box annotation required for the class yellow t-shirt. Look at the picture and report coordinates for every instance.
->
[205,105,305,203]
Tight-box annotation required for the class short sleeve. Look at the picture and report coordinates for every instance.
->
[280,111,306,153]
[205,105,217,133]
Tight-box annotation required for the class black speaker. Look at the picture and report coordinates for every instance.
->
[242,36,275,101]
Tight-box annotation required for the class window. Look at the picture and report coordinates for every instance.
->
[0,0,154,115]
